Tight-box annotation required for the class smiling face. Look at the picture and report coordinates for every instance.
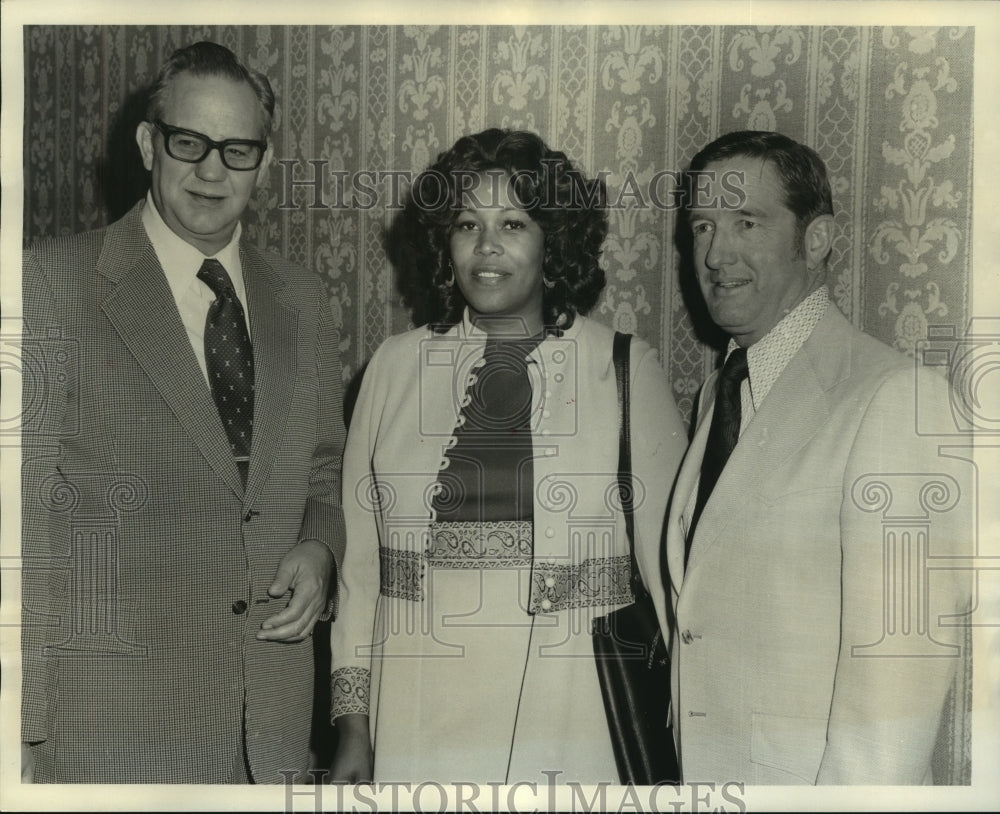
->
[689,156,828,348]
[449,172,546,336]
[136,72,273,255]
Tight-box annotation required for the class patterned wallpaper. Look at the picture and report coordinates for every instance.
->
[19,24,974,784]
[21,25,973,425]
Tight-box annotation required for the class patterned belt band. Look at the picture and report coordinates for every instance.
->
[427,520,533,566]
[528,552,633,614]
[378,520,634,612]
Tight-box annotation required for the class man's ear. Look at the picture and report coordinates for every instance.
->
[255,142,275,189]
[804,214,834,270]
[136,122,155,172]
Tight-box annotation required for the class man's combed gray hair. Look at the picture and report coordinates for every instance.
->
[146,41,275,139]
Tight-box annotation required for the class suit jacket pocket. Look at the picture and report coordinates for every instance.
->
[750,711,828,783]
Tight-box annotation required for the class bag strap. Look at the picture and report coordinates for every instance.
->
[613,331,644,600]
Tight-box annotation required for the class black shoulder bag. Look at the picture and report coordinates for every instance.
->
[591,331,680,785]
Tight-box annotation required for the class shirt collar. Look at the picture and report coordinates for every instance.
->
[726,287,830,412]
[140,192,245,302]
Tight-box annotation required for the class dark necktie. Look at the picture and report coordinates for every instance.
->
[198,258,255,484]
[685,347,749,564]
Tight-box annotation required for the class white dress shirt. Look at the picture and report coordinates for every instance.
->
[139,192,250,384]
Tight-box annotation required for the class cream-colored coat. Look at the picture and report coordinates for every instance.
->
[660,306,971,784]
[333,312,687,781]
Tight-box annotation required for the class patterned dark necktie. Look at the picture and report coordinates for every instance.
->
[685,346,749,565]
[198,258,254,484]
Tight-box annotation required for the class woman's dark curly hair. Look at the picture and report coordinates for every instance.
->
[390,128,608,331]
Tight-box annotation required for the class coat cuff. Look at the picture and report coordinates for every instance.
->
[331,666,371,720]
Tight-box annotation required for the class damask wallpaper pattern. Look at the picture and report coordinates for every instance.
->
[21,25,973,782]
[22,24,973,419]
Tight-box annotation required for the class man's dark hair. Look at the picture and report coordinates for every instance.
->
[146,41,275,138]
[687,130,833,251]
[392,128,608,331]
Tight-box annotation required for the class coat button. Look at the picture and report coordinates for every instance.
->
[232,600,248,615]
[544,577,555,588]
[541,599,552,610]
[681,629,694,644]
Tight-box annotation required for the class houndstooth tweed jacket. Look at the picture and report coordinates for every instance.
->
[20,201,346,783]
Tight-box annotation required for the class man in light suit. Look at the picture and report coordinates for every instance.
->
[21,42,345,783]
[659,131,970,784]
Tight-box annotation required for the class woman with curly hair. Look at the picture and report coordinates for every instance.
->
[330,129,686,783]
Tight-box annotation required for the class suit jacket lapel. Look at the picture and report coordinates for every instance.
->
[241,244,297,507]
[676,310,852,583]
[98,205,244,495]
[665,384,714,595]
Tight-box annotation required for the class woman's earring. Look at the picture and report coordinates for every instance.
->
[542,273,556,289]
[444,260,455,287]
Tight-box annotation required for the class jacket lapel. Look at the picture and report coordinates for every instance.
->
[98,205,244,495]
[240,244,297,507]
[677,309,852,582]
[665,389,714,596]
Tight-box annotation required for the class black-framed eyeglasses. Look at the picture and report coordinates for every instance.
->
[153,119,267,171]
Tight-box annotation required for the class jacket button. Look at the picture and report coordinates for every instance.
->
[681,629,694,644]
[232,600,248,615]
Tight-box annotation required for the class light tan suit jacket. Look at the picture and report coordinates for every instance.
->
[660,305,971,784]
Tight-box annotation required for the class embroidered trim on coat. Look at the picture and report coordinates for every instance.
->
[379,548,423,601]
[331,666,371,719]
[427,520,533,567]
[528,554,633,614]
[379,522,631,613]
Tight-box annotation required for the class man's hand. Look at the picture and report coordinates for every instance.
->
[257,539,333,642]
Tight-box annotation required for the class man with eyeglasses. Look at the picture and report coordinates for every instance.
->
[21,41,345,783]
